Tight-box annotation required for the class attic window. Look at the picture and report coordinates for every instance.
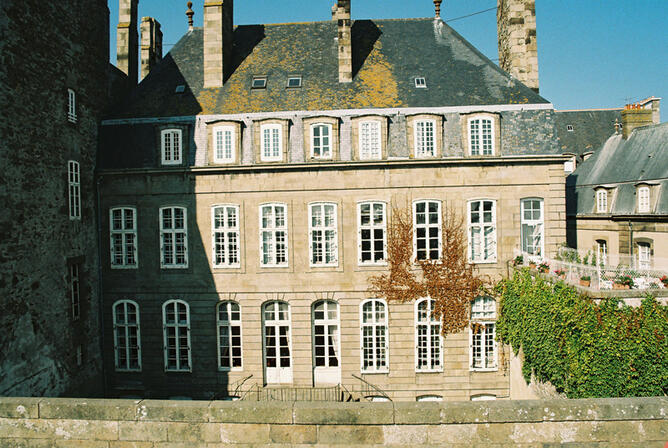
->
[287,76,302,88]
[175,85,186,94]
[567,124,574,132]
[251,76,267,89]
[414,77,426,88]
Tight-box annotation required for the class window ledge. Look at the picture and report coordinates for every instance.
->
[470,368,499,373]
[111,265,138,270]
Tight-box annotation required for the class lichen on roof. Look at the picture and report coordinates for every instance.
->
[109,18,548,119]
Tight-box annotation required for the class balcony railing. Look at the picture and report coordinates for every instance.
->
[514,250,668,292]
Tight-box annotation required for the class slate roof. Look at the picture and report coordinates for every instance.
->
[107,18,548,119]
[567,122,668,216]
[554,109,621,156]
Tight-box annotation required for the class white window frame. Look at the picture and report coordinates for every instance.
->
[358,120,382,160]
[310,123,332,159]
[112,300,142,372]
[638,186,650,213]
[212,205,240,268]
[309,202,338,267]
[413,200,442,261]
[596,189,608,213]
[67,88,77,123]
[160,206,188,269]
[415,298,443,372]
[417,395,442,402]
[262,301,293,383]
[213,126,235,163]
[468,199,497,263]
[162,299,192,372]
[360,299,389,373]
[358,201,387,265]
[260,203,288,267]
[468,116,495,156]
[110,207,138,269]
[260,124,282,162]
[637,242,651,270]
[414,77,426,88]
[414,120,436,158]
[70,263,80,320]
[161,129,183,165]
[312,300,341,378]
[470,297,497,371]
[68,160,81,220]
[216,301,243,371]
[596,239,608,267]
[520,198,544,257]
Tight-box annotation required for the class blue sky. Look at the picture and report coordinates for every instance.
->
[109,0,667,121]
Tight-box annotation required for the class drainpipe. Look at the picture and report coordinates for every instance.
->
[96,175,108,397]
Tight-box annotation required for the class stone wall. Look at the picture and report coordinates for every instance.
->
[0,396,666,446]
[0,0,109,396]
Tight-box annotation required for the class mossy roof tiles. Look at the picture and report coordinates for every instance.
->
[108,18,548,119]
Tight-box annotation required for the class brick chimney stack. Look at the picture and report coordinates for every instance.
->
[621,104,654,139]
[332,0,352,83]
[203,0,234,88]
[497,0,539,93]
[117,0,139,86]
[140,17,162,81]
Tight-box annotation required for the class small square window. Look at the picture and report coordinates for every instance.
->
[414,77,426,88]
[567,124,574,132]
[251,76,267,89]
[175,85,186,93]
[287,76,302,88]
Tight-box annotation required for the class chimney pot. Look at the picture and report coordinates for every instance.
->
[434,0,442,18]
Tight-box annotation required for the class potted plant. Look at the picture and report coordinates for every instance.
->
[660,275,668,288]
[528,260,537,269]
[538,262,549,274]
[579,275,591,287]
[613,275,633,290]
[554,269,566,279]
[513,255,524,267]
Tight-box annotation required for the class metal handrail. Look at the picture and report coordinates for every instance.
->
[351,374,392,402]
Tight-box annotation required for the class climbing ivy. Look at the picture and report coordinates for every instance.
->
[495,269,668,398]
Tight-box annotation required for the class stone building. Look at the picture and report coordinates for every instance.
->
[567,101,668,272]
[0,0,110,395]
[96,0,568,401]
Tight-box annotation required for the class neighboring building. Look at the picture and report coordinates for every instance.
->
[0,0,110,395]
[97,0,567,401]
[567,104,667,271]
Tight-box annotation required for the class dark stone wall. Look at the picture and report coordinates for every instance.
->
[0,0,110,396]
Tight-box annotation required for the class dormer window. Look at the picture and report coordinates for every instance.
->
[637,186,650,213]
[260,123,282,162]
[310,123,332,159]
[287,76,302,88]
[596,189,608,213]
[414,77,426,88]
[67,89,77,123]
[414,120,435,157]
[251,76,267,89]
[213,126,235,163]
[161,129,182,165]
[468,116,495,156]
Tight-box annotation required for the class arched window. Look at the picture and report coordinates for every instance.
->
[162,299,191,372]
[312,300,340,384]
[212,205,240,267]
[596,189,608,213]
[110,207,138,268]
[309,202,338,266]
[415,298,442,372]
[113,300,141,371]
[160,206,188,268]
[311,123,332,159]
[360,299,388,373]
[262,301,292,383]
[358,201,387,265]
[637,186,650,213]
[520,198,543,257]
[468,200,497,263]
[413,200,441,261]
[217,302,242,370]
[417,395,442,402]
[161,129,182,165]
[470,297,497,371]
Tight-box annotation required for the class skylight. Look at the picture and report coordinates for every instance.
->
[414,77,426,88]
[567,124,574,132]
[287,76,302,88]
[251,76,267,89]
[175,85,186,93]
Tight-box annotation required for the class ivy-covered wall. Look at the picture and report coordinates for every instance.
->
[496,270,668,398]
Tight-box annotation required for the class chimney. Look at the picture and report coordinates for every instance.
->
[203,0,234,88]
[140,17,162,81]
[497,0,539,93]
[116,0,139,86]
[638,96,661,124]
[332,0,352,83]
[621,104,654,139]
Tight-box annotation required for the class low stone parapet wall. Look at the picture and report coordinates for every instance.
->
[0,396,666,446]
